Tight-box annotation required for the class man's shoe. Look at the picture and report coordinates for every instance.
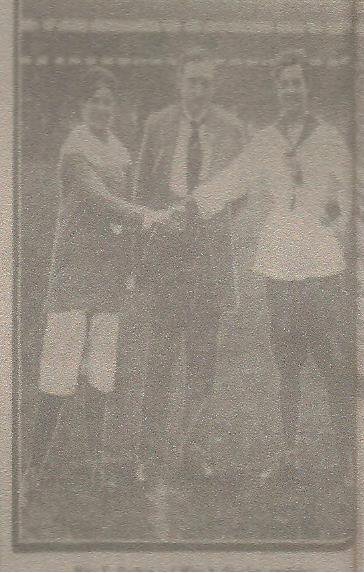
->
[259,450,301,488]
[134,455,148,483]
[183,444,215,480]
[145,478,171,541]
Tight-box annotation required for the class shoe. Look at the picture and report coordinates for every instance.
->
[329,453,356,494]
[89,450,107,489]
[134,455,148,483]
[184,444,215,480]
[259,450,300,488]
[146,478,170,541]
[19,465,43,509]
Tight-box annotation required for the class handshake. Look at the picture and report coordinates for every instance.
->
[142,198,197,232]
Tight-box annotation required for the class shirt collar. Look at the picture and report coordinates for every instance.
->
[181,104,208,126]
[276,112,318,156]
[277,109,309,130]
[84,123,112,145]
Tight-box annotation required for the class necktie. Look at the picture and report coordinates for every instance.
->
[285,150,303,210]
[280,117,316,211]
[186,120,202,194]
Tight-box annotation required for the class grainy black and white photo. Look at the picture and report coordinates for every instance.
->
[11,0,359,561]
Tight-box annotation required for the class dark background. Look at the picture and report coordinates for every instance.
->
[18,0,357,545]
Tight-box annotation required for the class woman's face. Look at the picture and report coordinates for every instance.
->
[82,85,115,133]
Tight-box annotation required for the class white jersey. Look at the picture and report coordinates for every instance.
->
[194,116,352,281]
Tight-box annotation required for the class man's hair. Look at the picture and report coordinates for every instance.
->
[273,50,310,82]
[81,66,117,103]
[177,45,213,75]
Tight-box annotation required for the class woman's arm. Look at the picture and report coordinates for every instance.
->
[321,133,353,234]
[61,152,148,223]
[60,152,176,231]
[332,144,353,230]
[193,139,261,220]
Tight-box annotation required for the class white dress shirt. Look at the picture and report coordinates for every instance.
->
[194,117,352,281]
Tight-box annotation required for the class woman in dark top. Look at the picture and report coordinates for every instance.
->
[23,67,165,496]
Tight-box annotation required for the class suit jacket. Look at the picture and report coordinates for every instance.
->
[134,103,246,324]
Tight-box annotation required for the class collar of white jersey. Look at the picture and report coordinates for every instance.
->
[276,112,319,157]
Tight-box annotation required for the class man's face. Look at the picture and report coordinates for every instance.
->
[276,64,308,118]
[179,61,214,118]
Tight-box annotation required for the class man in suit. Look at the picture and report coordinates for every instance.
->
[134,47,246,489]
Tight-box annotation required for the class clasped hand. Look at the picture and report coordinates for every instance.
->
[142,204,187,232]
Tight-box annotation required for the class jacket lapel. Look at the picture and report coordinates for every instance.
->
[155,106,181,190]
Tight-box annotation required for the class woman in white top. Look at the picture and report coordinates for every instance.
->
[193,51,355,481]
[24,67,168,493]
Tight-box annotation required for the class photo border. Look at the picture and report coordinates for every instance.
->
[6,0,361,568]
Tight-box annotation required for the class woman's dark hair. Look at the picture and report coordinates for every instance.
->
[273,50,309,83]
[81,66,117,102]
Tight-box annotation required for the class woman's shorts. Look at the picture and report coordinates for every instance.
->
[39,310,119,396]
